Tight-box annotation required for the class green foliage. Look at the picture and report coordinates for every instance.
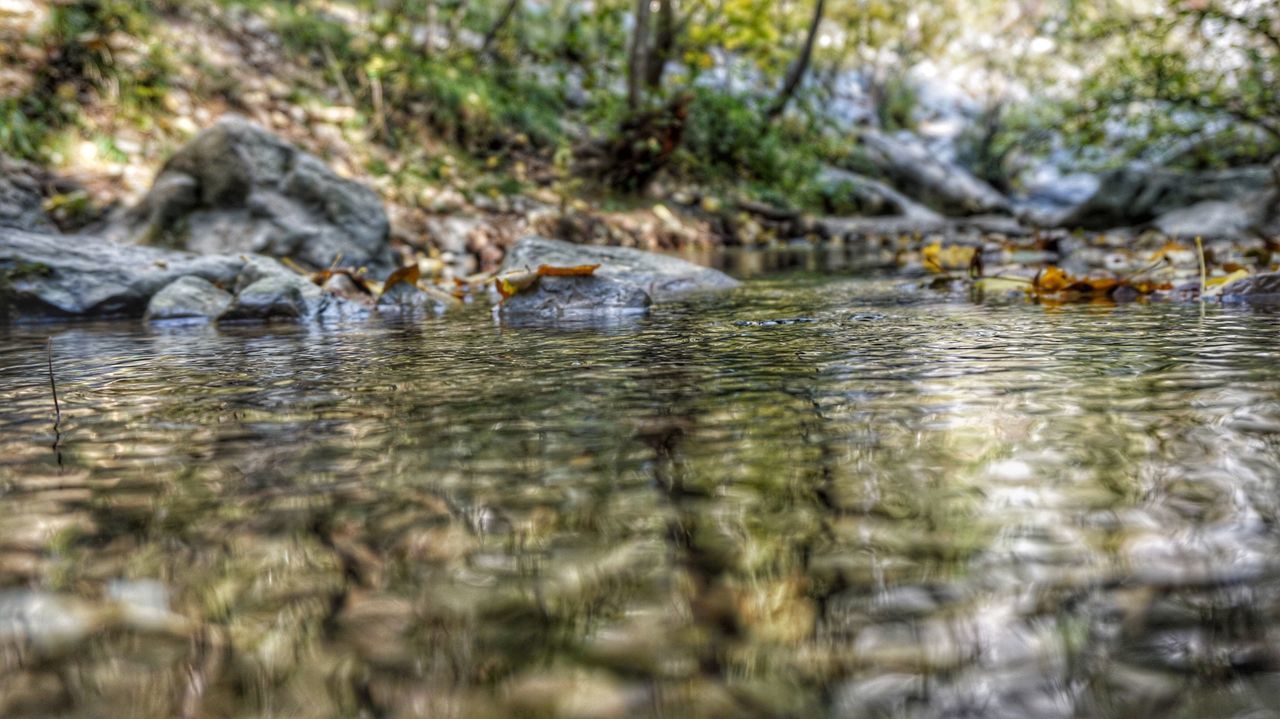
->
[1051,0,1280,166]
[0,0,173,160]
[0,100,46,161]
[875,75,918,133]
[673,91,822,208]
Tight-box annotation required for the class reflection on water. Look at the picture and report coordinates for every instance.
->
[1,277,1279,718]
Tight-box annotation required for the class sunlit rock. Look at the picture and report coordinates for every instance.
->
[109,115,396,273]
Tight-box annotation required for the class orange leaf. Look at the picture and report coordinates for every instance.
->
[1034,266,1073,293]
[536,264,601,277]
[382,264,421,295]
[1070,277,1120,294]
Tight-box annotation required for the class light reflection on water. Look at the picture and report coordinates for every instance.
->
[1,276,1279,718]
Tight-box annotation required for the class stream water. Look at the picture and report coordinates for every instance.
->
[1,273,1280,718]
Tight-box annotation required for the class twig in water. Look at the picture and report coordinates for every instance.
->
[47,337,60,425]
[1196,236,1208,297]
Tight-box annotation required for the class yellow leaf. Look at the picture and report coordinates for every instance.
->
[495,269,539,300]
[1203,268,1251,297]
[973,276,1030,294]
[921,242,976,273]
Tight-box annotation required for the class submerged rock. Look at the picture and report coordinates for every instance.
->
[109,115,395,273]
[1,228,244,320]
[145,276,234,322]
[500,236,738,303]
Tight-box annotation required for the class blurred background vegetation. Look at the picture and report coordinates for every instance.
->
[0,0,1276,213]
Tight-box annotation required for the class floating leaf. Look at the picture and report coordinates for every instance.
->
[1031,265,1171,301]
[1033,266,1073,293]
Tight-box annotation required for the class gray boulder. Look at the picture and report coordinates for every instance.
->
[500,236,738,303]
[859,129,1012,216]
[1056,163,1275,231]
[145,276,233,322]
[1,227,244,320]
[109,115,395,272]
[501,275,652,317]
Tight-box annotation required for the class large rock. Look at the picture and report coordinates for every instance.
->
[1,228,245,320]
[0,154,56,232]
[109,115,395,272]
[1056,163,1275,231]
[500,236,738,303]
[859,129,1012,216]
[145,276,233,322]
[501,275,652,317]
[815,165,941,220]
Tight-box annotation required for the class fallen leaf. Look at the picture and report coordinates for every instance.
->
[1033,266,1073,293]
[1031,265,1170,301]
[973,276,1031,294]
[1203,268,1251,297]
[494,265,601,300]
[381,264,422,296]
[537,264,600,277]
[922,242,976,274]
[495,269,540,300]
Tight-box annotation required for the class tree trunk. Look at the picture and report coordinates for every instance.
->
[765,0,825,121]
[481,0,520,53]
[645,0,675,90]
[627,0,653,110]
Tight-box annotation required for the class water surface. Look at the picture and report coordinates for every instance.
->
[2,276,1279,718]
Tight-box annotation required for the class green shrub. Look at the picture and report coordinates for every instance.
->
[672,90,822,209]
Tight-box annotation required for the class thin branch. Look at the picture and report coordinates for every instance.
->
[481,0,520,53]
[766,0,826,121]
[47,337,60,425]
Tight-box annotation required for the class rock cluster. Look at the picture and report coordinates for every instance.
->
[0,228,348,323]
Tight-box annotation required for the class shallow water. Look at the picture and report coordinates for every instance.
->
[1,275,1280,718]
